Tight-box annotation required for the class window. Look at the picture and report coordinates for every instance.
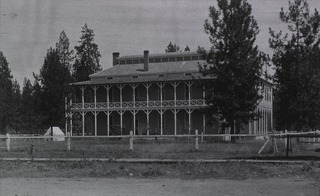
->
[107,77,113,80]
[161,58,168,62]
[155,58,161,63]
[169,57,176,61]
[158,74,165,77]
[126,60,133,64]
[176,57,183,61]
[133,59,140,64]
[184,73,192,76]
[119,60,125,64]
[184,56,191,61]
[192,56,199,60]
[149,58,154,63]
[132,75,139,79]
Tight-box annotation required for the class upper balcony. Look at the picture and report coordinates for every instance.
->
[70,99,206,112]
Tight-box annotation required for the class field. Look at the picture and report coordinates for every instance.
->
[0,136,320,160]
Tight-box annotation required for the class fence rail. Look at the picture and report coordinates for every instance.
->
[1,131,320,158]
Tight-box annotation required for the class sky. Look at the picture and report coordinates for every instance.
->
[0,0,319,85]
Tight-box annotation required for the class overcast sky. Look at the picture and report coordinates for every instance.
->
[0,0,319,85]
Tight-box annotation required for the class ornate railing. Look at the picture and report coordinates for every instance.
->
[71,99,206,110]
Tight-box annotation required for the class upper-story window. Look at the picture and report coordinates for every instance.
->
[132,59,140,64]
[184,56,191,61]
[126,59,133,64]
[169,57,176,61]
[176,57,183,61]
[192,56,199,60]
[155,58,161,63]
[161,58,168,62]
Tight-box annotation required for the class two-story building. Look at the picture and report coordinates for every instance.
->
[66,50,273,136]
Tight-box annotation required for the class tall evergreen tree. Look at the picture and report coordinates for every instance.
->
[0,51,15,133]
[56,30,74,72]
[37,47,72,128]
[269,0,320,131]
[199,0,266,135]
[73,23,101,82]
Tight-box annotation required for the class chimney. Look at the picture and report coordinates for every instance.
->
[144,50,149,71]
[112,52,120,66]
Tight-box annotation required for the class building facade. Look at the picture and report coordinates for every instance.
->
[66,51,273,136]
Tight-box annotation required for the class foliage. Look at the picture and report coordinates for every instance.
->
[36,47,72,128]
[184,45,191,52]
[199,0,266,135]
[269,0,320,131]
[56,30,74,71]
[165,42,180,53]
[0,51,16,133]
[73,23,101,82]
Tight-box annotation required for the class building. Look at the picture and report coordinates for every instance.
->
[66,50,273,136]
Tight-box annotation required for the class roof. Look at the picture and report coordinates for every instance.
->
[70,59,210,85]
[90,60,206,78]
[118,51,201,60]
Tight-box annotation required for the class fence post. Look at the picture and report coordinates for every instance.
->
[130,130,133,151]
[6,133,10,151]
[67,132,71,151]
[195,129,199,150]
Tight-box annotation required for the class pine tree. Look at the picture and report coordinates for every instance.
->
[38,47,72,128]
[73,23,101,82]
[184,45,190,52]
[165,42,180,53]
[56,30,74,71]
[0,51,15,133]
[199,0,266,136]
[269,0,320,131]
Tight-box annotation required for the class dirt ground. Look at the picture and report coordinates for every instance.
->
[1,177,319,196]
[1,161,320,196]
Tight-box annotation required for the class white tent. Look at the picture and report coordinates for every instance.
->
[44,127,65,141]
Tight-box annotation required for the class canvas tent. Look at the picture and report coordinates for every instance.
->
[44,127,65,141]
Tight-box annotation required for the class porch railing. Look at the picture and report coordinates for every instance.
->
[70,99,206,110]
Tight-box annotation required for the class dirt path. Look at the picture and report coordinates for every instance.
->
[1,177,319,196]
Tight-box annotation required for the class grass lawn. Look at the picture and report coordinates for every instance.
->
[0,137,319,159]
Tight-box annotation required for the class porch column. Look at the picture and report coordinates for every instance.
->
[203,86,206,134]
[118,111,124,135]
[186,109,193,135]
[70,113,73,136]
[118,84,124,134]
[105,111,110,136]
[144,84,151,135]
[172,82,179,135]
[81,86,86,136]
[131,111,137,135]
[158,110,164,135]
[81,112,85,136]
[186,81,193,106]
[131,84,137,135]
[104,85,111,135]
[69,98,73,136]
[203,113,206,134]
[171,109,179,135]
[157,83,164,107]
[93,86,98,136]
